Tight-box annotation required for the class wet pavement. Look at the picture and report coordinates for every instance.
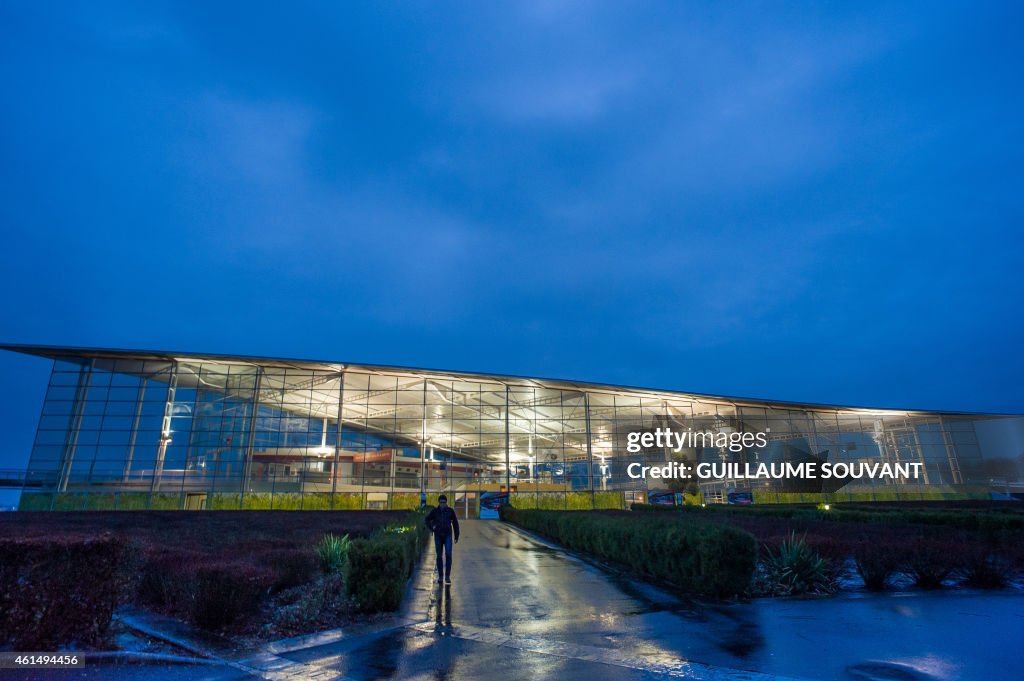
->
[277,519,794,680]
[10,520,1022,680]
[275,520,1024,681]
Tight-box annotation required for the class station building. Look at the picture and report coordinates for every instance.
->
[5,345,1022,514]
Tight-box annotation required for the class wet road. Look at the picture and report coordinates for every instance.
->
[277,520,804,680]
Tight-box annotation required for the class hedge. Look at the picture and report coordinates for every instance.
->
[0,534,130,649]
[137,550,276,630]
[500,508,756,598]
[347,510,431,612]
[630,502,1024,532]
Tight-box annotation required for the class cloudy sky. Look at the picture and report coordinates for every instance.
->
[1,2,1022,476]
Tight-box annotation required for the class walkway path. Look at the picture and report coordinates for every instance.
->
[264,520,809,680]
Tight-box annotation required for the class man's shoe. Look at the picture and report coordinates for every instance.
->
[444,576,452,585]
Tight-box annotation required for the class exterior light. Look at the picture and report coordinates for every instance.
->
[824,504,831,511]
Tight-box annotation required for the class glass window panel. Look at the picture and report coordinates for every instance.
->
[99,430,131,446]
[45,385,79,401]
[38,414,73,430]
[76,430,100,446]
[35,430,68,446]
[107,387,140,401]
[50,371,85,387]
[41,400,76,416]
[103,401,136,416]
[80,414,104,429]
[31,445,65,461]
[102,415,135,430]
[89,370,113,387]
[110,372,142,388]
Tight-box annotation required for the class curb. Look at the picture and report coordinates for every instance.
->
[82,650,223,666]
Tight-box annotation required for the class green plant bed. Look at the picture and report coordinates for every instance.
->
[509,493,538,509]
[593,491,625,510]
[390,493,420,510]
[83,493,117,510]
[500,508,756,599]
[333,493,366,510]
[210,493,242,510]
[241,493,272,510]
[17,493,53,511]
[115,493,150,510]
[347,510,430,612]
[537,493,566,510]
[302,493,333,510]
[149,493,183,510]
[270,493,303,510]
[52,494,86,511]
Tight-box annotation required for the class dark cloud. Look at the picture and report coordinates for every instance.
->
[0,0,1022,481]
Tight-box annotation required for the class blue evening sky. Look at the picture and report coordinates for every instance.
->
[1,2,1022,482]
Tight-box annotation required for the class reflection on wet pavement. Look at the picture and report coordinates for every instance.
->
[270,520,1023,681]
[271,520,803,680]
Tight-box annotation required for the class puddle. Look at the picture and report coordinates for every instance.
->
[847,661,940,681]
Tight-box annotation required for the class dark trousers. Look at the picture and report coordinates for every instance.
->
[434,533,453,578]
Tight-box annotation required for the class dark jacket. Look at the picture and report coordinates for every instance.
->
[426,506,460,541]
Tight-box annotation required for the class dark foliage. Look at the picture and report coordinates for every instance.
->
[852,539,902,591]
[0,534,129,650]
[0,510,422,636]
[348,512,430,612]
[500,507,757,599]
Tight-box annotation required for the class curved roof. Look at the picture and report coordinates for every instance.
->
[0,343,1013,417]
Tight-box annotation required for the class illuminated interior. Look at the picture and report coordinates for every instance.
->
[6,345,1022,512]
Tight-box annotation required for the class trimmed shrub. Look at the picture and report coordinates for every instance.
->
[501,508,756,599]
[348,534,410,612]
[264,548,319,592]
[347,511,429,612]
[0,534,129,649]
[137,552,274,629]
[137,550,190,610]
[190,561,275,629]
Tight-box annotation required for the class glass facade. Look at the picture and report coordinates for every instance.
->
[10,347,1024,512]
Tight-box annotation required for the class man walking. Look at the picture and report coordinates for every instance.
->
[425,495,460,585]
